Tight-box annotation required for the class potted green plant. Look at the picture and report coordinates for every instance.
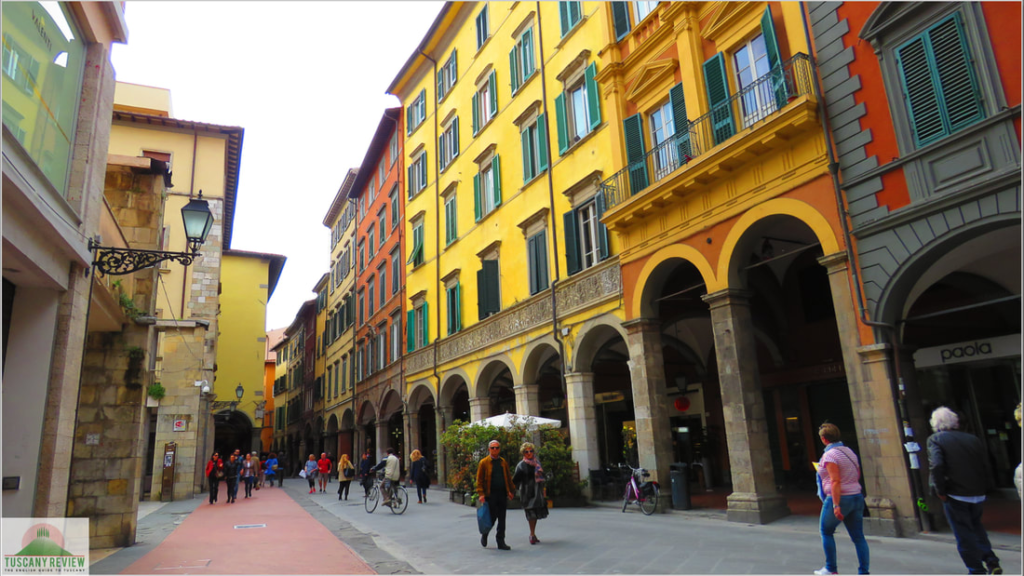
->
[146,381,166,406]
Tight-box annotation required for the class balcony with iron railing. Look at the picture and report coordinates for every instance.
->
[601,54,819,227]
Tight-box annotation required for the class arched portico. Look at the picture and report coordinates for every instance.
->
[473,356,519,420]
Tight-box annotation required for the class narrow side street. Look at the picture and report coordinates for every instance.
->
[94,479,1022,575]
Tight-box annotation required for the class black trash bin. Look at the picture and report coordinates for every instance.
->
[669,463,691,510]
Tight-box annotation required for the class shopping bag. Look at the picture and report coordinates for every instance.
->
[299,469,307,479]
[477,502,494,535]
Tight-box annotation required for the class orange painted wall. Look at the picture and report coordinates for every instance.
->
[980,2,1022,142]
[262,361,275,452]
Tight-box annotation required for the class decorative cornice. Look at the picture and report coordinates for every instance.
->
[556,49,592,83]
[513,100,543,127]
[516,207,550,235]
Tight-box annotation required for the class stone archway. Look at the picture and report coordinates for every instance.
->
[474,357,518,419]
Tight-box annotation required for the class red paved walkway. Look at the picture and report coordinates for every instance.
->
[121,485,374,574]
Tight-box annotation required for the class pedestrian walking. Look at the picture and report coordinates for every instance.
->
[928,406,1002,575]
[304,454,318,494]
[264,452,278,488]
[359,450,373,497]
[317,452,332,493]
[814,423,869,575]
[229,449,243,502]
[205,452,224,504]
[223,454,240,504]
[476,440,515,551]
[410,449,430,504]
[277,451,287,486]
[511,442,548,545]
[241,453,257,498]
[337,454,355,500]
[253,452,263,488]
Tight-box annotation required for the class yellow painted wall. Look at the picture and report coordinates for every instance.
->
[113,82,172,117]
[216,254,270,424]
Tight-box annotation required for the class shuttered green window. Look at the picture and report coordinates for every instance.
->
[563,194,611,277]
[623,113,648,193]
[510,28,535,94]
[521,116,547,182]
[703,53,734,145]
[476,5,489,49]
[420,302,429,347]
[559,2,582,37]
[527,230,550,295]
[447,282,462,335]
[896,12,984,148]
[445,194,458,245]
[408,222,424,266]
[477,260,500,320]
[760,6,788,109]
[407,309,415,352]
[612,2,631,40]
[669,83,691,160]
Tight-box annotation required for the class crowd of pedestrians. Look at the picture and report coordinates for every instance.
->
[204,449,283,504]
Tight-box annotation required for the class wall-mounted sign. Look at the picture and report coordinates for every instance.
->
[914,334,1021,368]
[595,392,625,404]
[172,419,187,432]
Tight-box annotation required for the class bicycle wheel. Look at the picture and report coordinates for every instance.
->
[364,486,379,513]
[622,486,631,513]
[390,486,409,514]
[639,488,658,515]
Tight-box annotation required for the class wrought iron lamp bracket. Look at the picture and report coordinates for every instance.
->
[89,239,199,275]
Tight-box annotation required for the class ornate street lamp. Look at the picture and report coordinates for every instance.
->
[232,383,244,412]
[89,191,215,275]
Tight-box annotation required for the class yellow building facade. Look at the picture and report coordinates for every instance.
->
[219,249,285,453]
[322,171,359,462]
[388,1,629,486]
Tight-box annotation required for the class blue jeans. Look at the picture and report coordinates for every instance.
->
[820,494,870,574]
[943,498,999,574]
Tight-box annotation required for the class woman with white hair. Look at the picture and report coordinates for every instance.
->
[927,406,1002,575]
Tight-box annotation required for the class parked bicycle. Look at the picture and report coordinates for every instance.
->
[621,463,659,515]
[364,471,408,515]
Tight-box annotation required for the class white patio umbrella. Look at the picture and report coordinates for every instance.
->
[469,412,561,430]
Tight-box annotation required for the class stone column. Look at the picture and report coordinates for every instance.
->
[622,319,674,503]
[375,421,388,459]
[435,406,447,486]
[514,383,541,417]
[565,372,600,498]
[469,398,488,423]
[702,289,789,524]
[406,409,419,462]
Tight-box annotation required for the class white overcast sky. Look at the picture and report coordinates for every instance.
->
[110,1,444,331]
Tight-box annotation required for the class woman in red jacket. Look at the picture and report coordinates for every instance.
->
[204,452,224,504]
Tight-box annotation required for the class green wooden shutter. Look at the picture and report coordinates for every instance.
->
[527,234,538,294]
[897,37,944,146]
[406,106,413,135]
[489,70,498,117]
[451,49,457,84]
[407,310,415,352]
[437,69,445,102]
[585,62,602,130]
[555,92,569,155]
[483,260,499,316]
[612,2,631,41]
[521,127,533,182]
[454,282,462,332]
[537,114,549,172]
[472,91,480,135]
[420,152,428,190]
[523,29,534,79]
[492,154,502,207]
[560,2,570,37]
[510,46,520,93]
[447,286,454,335]
[477,267,489,320]
[623,113,649,193]
[537,231,549,291]
[703,53,734,145]
[564,210,581,275]
[669,82,692,160]
[760,6,788,109]
[930,13,984,134]
[422,301,429,346]
[474,173,483,220]
[595,191,611,260]
[453,116,460,157]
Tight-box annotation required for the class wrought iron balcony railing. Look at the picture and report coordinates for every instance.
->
[602,54,815,210]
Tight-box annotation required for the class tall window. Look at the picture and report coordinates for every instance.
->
[378,266,387,306]
[389,132,398,167]
[408,152,427,198]
[390,186,400,229]
[358,240,365,272]
[555,62,601,155]
[474,155,502,220]
[445,194,458,245]
[407,89,427,133]
[390,313,401,362]
[564,192,611,275]
[439,117,460,171]
[634,1,658,22]
[559,2,583,37]
[521,117,548,182]
[510,27,535,94]
[368,278,375,315]
[477,258,501,320]
[649,100,677,180]
[341,356,348,392]
[578,200,601,269]
[391,247,400,295]
[895,12,985,148]
[473,71,498,135]
[378,211,387,246]
[446,281,462,335]
[476,5,489,49]
[358,291,365,326]
[527,231,550,295]
[409,221,425,267]
[732,34,775,126]
[438,49,458,102]
[378,161,386,190]
[368,228,375,258]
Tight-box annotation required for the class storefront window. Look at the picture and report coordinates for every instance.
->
[2,2,86,197]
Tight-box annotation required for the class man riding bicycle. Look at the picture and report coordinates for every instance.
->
[371,447,401,506]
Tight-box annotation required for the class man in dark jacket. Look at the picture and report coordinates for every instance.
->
[928,406,1001,575]
[476,440,515,550]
